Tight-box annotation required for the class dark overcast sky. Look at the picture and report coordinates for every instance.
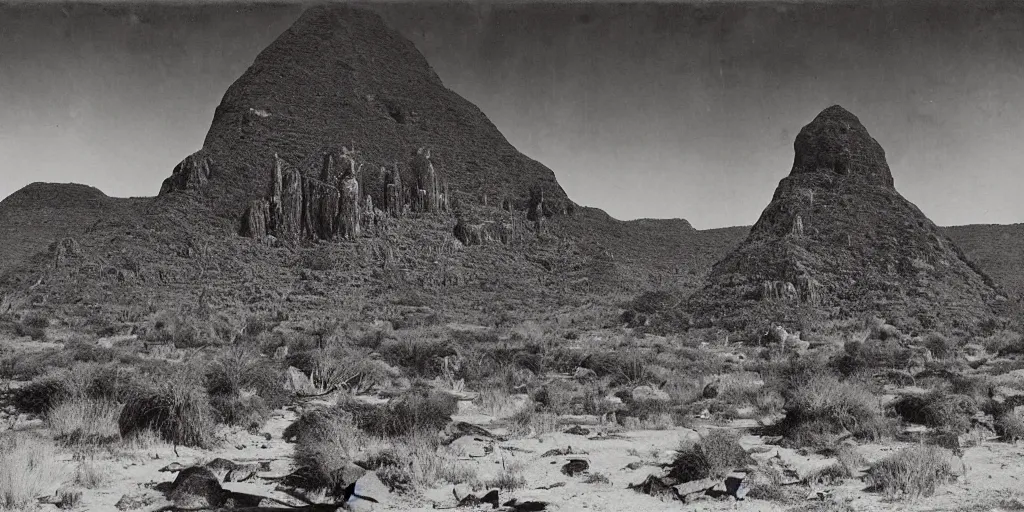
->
[1,1,1022,229]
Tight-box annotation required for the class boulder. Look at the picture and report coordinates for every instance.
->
[168,467,226,509]
[283,366,317,395]
[672,477,717,498]
[561,459,589,477]
[348,471,390,511]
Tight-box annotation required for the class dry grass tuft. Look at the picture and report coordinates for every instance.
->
[668,429,751,482]
[484,461,527,491]
[866,445,954,500]
[48,398,122,446]
[0,434,66,509]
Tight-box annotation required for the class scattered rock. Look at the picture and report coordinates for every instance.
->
[114,491,162,511]
[561,459,590,477]
[447,435,492,458]
[440,422,505,444]
[672,477,718,498]
[541,446,583,457]
[629,474,675,498]
[502,498,548,511]
[273,345,289,360]
[347,471,390,511]
[563,425,590,436]
[167,467,226,509]
[457,489,499,508]
[573,367,598,381]
[283,366,317,395]
[535,482,566,490]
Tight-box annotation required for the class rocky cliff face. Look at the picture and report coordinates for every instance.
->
[685,105,1003,335]
[239,144,455,243]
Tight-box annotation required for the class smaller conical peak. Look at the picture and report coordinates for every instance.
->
[790,105,894,187]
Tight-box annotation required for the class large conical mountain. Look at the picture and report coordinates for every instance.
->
[165,5,569,222]
[686,105,1003,335]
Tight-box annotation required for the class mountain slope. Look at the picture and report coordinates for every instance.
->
[188,5,570,224]
[942,224,1024,304]
[0,183,146,274]
[685,105,1003,335]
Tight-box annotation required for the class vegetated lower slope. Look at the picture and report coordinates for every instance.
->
[683,105,1005,337]
[0,183,145,274]
[942,224,1024,304]
[0,5,737,332]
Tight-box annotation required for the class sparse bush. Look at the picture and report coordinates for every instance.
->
[205,346,286,430]
[364,433,479,491]
[923,333,955,360]
[376,336,455,378]
[583,472,611,485]
[0,434,65,509]
[341,388,457,437]
[57,487,83,509]
[48,398,122,445]
[866,445,954,499]
[73,458,108,489]
[291,408,364,490]
[832,338,913,375]
[667,429,751,482]
[118,366,217,448]
[891,391,978,434]
[485,462,527,491]
[981,330,1024,356]
[995,412,1024,442]
[778,374,893,447]
[507,405,558,438]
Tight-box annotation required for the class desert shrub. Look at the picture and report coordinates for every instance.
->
[507,405,558,438]
[891,392,978,433]
[832,338,913,375]
[15,311,49,340]
[118,366,217,448]
[923,333,956,360]
[287,346,394,394]
[48,398,122,445]
[778,374,893,448]
[364,433,479,491]
[579,350,656,386]
[376,336,455,378]
[667,429,751,482]
[341,389,457,437]
[865,316,901,341]
[629,290,679,315]
[532,380,613,416]
[13,363,139,415]
[205,346,286,429]
[981,330,1024,356]
[0,434,65,509]
[994,412,1024,442]
[13,375,70,414]
[485,462,527,491]
[866,445,953,499]
[291,408,364,490]
[73,458,108,489]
